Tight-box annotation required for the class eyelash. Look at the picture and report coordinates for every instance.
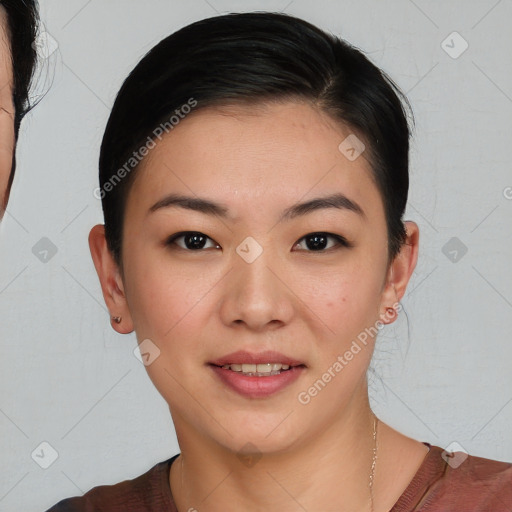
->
[165,231,352,253]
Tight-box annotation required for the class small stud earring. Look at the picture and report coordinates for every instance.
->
[111,316,122,324]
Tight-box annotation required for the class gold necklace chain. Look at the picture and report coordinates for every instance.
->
[369,415,379,512]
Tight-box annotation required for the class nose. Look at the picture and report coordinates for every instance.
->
[218,239,294,332]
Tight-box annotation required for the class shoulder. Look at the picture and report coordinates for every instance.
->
[44,455,178,512]
[444,448,512,489]
[424,445,512,510]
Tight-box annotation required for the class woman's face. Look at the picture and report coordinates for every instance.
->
[0,7,14,215]
[96,100,416,454]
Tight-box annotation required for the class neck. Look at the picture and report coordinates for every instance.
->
[169,387,378,512]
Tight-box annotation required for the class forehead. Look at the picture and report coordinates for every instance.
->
[127,100,383,222]
[139,101,371,177]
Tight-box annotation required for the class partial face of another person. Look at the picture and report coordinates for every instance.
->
[92,100,417,455]
[0,7,14,216]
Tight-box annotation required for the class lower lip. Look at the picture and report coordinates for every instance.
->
[209,365,306,398]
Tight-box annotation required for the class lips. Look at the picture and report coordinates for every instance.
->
[208,350,306,398]
[209,350,305,368]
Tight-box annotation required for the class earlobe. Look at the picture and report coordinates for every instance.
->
[88,224,135,334]
[379,221,419,324]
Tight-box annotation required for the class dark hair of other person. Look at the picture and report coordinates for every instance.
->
[99,11,413,270]
[0,0,39,204]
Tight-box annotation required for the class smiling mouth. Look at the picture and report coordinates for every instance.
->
[212,362,305,377]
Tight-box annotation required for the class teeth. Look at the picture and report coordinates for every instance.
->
[220,362,293,376]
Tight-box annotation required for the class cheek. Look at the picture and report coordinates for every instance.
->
[124,256,221,420]
[297,259,384,339]
[124,248,218,347]
[294,266,382,406]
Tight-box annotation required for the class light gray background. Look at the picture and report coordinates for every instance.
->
[1,1,511,511]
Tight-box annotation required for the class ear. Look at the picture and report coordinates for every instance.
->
[88,224,134,334]
[379,221,419,325]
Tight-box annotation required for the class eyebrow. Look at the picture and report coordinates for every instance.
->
[148,192,366,222]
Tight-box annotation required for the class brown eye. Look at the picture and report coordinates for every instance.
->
[166,231,220,251]
[293,232,350,252]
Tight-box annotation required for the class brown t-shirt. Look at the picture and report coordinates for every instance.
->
[45,443,512,511]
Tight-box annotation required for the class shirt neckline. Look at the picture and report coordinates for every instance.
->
[158,442,446,511]
[389,442,448,511]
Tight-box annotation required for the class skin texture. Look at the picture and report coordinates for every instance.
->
[89,100,428,511]
[0,7,15,217]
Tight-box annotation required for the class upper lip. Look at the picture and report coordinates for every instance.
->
[209,350,305,367]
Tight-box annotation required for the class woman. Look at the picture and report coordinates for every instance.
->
[47,11,511,512]
[0,0,39,217]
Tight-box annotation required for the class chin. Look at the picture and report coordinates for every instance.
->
[215,411,309,457]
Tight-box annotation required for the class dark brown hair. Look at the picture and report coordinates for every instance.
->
[1,0,39,198]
